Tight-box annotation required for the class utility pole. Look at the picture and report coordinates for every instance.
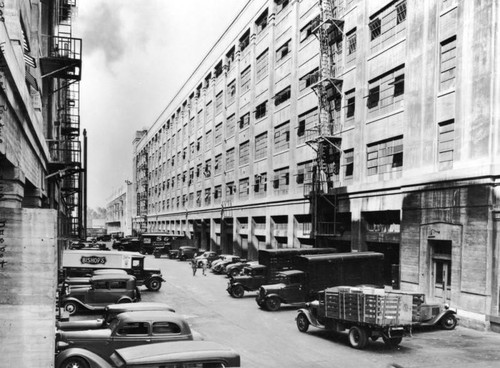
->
[83,129,87,240]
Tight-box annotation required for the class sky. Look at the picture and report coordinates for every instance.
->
[75,0,249,209]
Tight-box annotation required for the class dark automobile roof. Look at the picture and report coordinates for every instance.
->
[106,302,175,313]
[90,274,136,282]
[114,341,240,365]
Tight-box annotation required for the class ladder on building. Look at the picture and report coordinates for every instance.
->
[305,0,345,242]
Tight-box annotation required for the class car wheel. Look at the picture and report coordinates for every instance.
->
[147,279,162,291]
[348,326,368,349]
[231,285,245,298]
[117,298,132,304]
[440,314,457,330]
[296,313,310,333]
[197,261,203,268]
[61,356,90,368]
[63,301,78,316]
[382,335,403,347]
[265,296,281,311]
[230,268,240,277]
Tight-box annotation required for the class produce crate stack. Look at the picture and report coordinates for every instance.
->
[324,286,414,326]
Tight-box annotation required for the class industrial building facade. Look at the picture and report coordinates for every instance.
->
[132,0,500,331]
[0,0,83,365]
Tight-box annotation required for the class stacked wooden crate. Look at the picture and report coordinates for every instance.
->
[324,286,414,326]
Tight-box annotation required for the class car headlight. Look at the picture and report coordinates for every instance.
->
[56,341,69,350]
[444,303,450,310]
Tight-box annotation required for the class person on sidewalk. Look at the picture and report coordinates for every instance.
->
[201,258,209,276]
[190,259,197,276]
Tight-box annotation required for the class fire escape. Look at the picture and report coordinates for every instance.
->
[304,0,344,245]
[137,149,149,234]
[41,0,83,238]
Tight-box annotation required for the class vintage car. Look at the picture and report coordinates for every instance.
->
[178,246,204,261]
[225,261,258,278]
[210,254,234,270]
[61,275,141,315]
[212,256,244,274]
[57,302,176,331]
[56,311,194,362]
[194,251,219,267]
[227,264,268,298]
[55,341,240,368]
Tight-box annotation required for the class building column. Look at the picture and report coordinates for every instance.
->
[0,165,25,208]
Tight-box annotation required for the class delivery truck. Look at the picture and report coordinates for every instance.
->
[227,247,337,298]
[255,252,384,311]
[62,250,165,291]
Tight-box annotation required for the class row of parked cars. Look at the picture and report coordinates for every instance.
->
[56,271,241,367]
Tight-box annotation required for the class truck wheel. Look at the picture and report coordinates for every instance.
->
[382,336,403,347]
[440,314,457,330]
[265,296,281,311]
[147,279,162,291]
[296,313,310,332]
[61,357,90,368]
[348,326,368,349]
[230,268,240,277]
[230,285,245,298]
[63,301,78,316]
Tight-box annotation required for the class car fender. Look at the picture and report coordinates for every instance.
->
[117,296,133,304]
[55,347,113,368]
[296,308,316,325]
[62,297,94,311]
[145,274,166,283]
[435,308,458,323]
[264,293,283,303]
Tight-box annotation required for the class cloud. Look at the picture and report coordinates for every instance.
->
[79,3,126,65]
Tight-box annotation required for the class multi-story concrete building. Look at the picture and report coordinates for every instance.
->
[105,181,134,236]
[132,0,500,331]
[0,0,83,365]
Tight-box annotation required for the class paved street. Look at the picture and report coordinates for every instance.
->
[134,255,500,368]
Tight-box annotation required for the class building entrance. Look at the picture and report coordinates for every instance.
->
[430,239,452,302]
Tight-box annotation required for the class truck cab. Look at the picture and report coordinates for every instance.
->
[256,270,307,311]
[227,264,268,298]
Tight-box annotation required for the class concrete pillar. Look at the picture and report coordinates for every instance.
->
[0,166,25,208]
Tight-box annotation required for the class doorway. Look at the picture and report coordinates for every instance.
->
[429,240,452,302]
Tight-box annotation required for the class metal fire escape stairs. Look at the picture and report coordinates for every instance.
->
[137,150,149,234]
[41,0,83,237]
[305,0,344,240]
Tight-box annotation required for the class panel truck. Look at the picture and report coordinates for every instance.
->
[295,286,419,349]
[255,252,384,311]
[62,250,165,291]
[227,247,337,298]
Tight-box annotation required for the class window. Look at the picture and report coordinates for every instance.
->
[214,185,222,204]
[346,28,357,64]
[204,188,211,205]
[214,123,223,145]
[227,80,236,105]
[256,9,268,33]
[438,120,454,170]
[226,148,235,170]
[297,161,314,185]
[214,154,223,175]
[275,0,289,13]
[205,101,213,122]
[274,121,290,152]
[205,130,212,148]
[254,172,267,195]
[226,182,236,199]
[117,322,149,336]
[396,1,407,24]
[343,149,354,178]
[240,67,251,93]
[439,37,456,91]
[196,191,202,207]
[367,136,403,175]
[214,61,223,79]
[196,164,202,178]
[297,109,318,145]
[276,40,291,62]
[196,137,202,152]
[215,92,223,115]
[300,16,320,42]
[239,30,250,52]
[204,159,211,177]
[226,47,235,70]
[369,18,381,41]
[255,101,267,120]
[273,167,290,194]
[239,113,250,129]
[256,49,269,81]
[226,114,236,137]
[152,322,181,335]
[345,89,355,119]
[299,68,319,91]
[367,65,405,115]
[239,141,250,166]
[238,178,250,200]
[255,132,268,160]
[274,86,291,106]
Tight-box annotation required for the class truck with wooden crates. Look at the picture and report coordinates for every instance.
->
[296,285,427,349]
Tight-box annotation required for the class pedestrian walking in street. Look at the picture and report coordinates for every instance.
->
[201,258,208,276]
[191,259,197,276]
